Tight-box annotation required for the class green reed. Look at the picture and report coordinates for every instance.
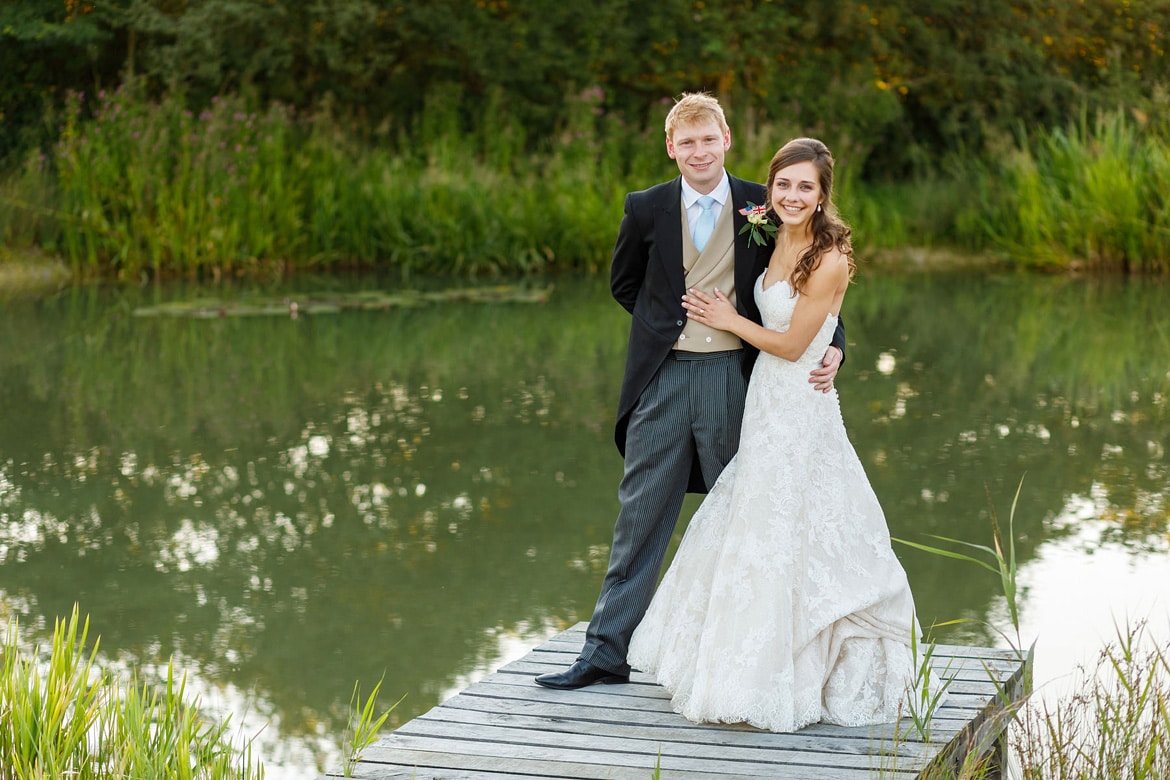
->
[897,478,1170,778]
[54,85,307,280]
[0,149,59,251]
[4,86,1169,278]
[41,84,635,279]
[890,480,1034,777]
[0,605,264,779]
[1014,621,1170,779]
[901,620,961,744]
[0,609,102,778]
[964,110,1170,272]
[341,675,400,777]
[1,82,930,279]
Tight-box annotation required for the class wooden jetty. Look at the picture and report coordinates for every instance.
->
[328,622,1030,779]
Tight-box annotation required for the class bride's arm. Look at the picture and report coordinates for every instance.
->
[683,255,848,361]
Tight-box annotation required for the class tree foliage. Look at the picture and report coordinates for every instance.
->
[1,0,1167,174]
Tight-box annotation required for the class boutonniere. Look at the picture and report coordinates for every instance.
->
[737,202,777,247]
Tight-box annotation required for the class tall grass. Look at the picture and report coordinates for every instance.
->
[898,480,1170,778]
[45,83,635,280]
[963,111,1170,273]
[341,675,399,777]
[0,149,58,250]
[1014,621,1170,779]
[55,85,309,280]
[0,606,264,779]
[2,86,1168,278]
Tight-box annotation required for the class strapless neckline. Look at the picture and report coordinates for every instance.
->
[758,275,790,294]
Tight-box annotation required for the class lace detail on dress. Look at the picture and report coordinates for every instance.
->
[627,273,931,733]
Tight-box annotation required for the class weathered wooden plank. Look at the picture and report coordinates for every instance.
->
[930,644,1025,660]
[530,640,1025,681]
[328,761,594,780]
[543,624,1024,659]
[537,636,1023,665]
[499,658,1011,697]
[396,717,925,771]
[434,693,967,745]
[499,647,1019,698]
[336,747,760,780]
[920,644,1032,777]
[464,675,997,720]
[414,704,941,759]
[450,695,977,745]
[363,734,918,779]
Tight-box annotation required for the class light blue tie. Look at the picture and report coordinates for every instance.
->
[693,195,716,252]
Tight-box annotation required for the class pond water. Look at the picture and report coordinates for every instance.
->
[1,268,1167,777]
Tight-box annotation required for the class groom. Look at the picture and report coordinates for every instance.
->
[535,93,846,690]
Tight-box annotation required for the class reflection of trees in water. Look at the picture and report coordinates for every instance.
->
[842,271,1169,641]
[1,385,621,734]
[0,271,1166,755]
[0,277,628,749]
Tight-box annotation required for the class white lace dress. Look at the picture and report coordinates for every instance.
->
[627,274,923,733]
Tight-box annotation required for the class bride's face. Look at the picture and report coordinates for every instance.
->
[769,161,822,229]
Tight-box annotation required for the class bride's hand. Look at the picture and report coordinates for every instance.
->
[683,288,738,332]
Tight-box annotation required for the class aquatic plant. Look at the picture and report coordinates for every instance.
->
[1013,621,1170,779]
[0,605,265,779]
[341,675,400,777]
[895,477,1169,778]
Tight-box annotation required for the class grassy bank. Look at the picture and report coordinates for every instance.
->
[1,86,1167,279]
[964,111,1170,273]
[1,605,395,779]
[5,85,638,280]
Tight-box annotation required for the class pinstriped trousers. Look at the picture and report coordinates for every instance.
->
[580,349,748,675]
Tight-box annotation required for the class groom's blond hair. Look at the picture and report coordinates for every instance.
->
[664,92,729,140]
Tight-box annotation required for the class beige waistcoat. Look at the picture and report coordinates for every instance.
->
[676,200,744,352]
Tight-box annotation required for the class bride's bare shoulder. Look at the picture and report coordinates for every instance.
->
[812,248,850,284]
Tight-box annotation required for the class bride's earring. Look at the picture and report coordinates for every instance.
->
[816,203,823,213]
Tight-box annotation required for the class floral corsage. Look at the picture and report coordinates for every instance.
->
[738,202,778,247]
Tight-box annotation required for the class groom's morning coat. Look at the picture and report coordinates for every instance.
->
[609,174,770,493]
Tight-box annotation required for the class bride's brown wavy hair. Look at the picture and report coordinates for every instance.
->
[764,138,855,294]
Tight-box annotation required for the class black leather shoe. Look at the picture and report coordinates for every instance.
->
[534,659,629,689]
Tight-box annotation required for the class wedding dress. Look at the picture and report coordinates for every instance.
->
[627,273,923,733]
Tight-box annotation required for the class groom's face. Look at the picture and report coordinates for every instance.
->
[666,120,731,194]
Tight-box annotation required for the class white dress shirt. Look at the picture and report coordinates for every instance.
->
[681,172,731,247]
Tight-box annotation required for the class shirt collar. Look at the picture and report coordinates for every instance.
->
[681,172,731,208]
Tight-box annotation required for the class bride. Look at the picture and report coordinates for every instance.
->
[626,137,926,733]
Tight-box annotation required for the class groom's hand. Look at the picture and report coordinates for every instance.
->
[810,346,842,393]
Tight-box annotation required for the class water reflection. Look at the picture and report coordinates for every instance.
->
[0,270,1166,777]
